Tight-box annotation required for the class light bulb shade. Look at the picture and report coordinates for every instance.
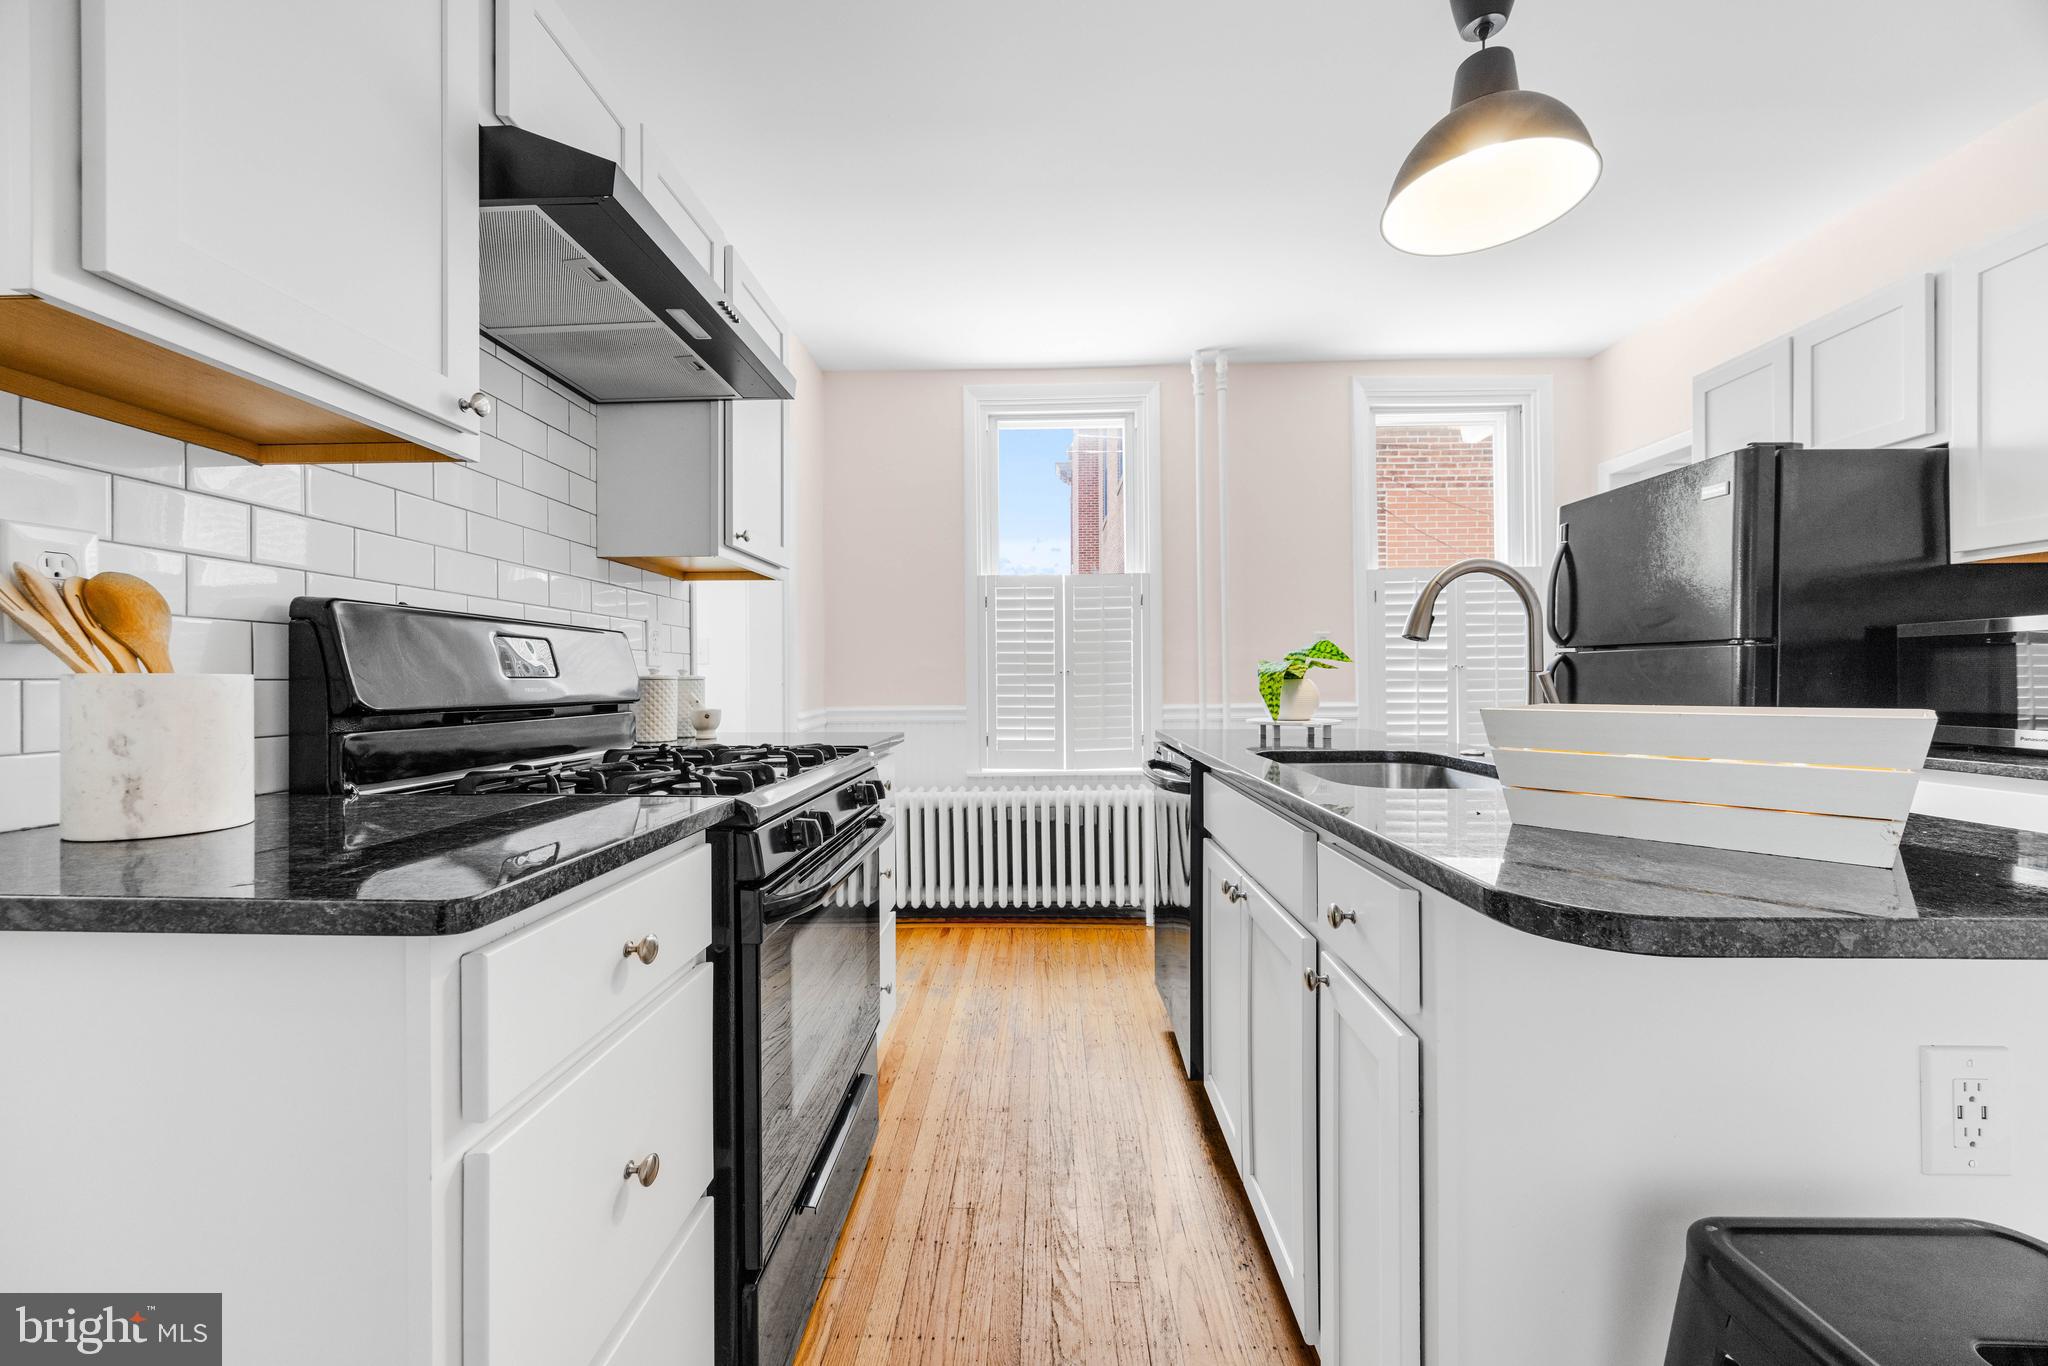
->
[1382,46,1601,256]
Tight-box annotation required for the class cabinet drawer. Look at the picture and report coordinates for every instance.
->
[593,1195,715,1366]
[1315,843,1421,1019]
[463,844,710,1120]
[1204,775,1312,914]
[465,965,713,1366]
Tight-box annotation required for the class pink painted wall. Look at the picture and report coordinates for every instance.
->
[815,357,1590,711]
[1581,97,2048,479]
[786,334,829,716]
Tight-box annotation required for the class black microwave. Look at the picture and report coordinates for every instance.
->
[1896,616,2048,752]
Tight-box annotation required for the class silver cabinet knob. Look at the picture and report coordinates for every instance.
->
[459,391,493,418]
[881,984,894,994]
[1219,880,1248,903]
[1304,968,1329,992]
[623,1152,661,1187]
[734,530,751,542]
[1327,902,1357,929]
[623,935,660,965]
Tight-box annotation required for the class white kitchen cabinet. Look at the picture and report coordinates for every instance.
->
[1316,951,1421,1366]
[641,127,727,288]
[1948,217,2048,562]
[495,0,637,168]
[77,0,480,446]
[1691,336,1792,462]
[1203,839,1251,1166]
[722,249,791,567]
[598,401,787,581]
[1792,274,1935,450]
[879,838,899,1037]
[725,247,789,362]
[1242,873,1320,1342]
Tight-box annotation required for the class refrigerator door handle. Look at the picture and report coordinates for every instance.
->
[1549,652,1576,702]
[1546,529,1576,645]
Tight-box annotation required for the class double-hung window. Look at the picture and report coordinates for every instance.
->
[1353,378,1555,752]
[964,382,1161,774]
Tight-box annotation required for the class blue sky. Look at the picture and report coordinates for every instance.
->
[996,426,1077,574]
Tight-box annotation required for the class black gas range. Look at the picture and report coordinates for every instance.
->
[287,598,885,1366]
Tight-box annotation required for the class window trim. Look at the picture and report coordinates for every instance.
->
[1350,375,1555,744]
[962,381,1163,776]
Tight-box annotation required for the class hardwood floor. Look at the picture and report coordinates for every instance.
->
[793,922,1315,1365]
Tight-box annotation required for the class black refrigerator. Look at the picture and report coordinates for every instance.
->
[1548,443,2048,708]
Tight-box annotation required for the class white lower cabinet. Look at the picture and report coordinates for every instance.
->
[1203,839,1252,1165]
[1242,876,1320,1342]
[880,838,900,1037]
[1316,951,1422,1366]
[594,1195,717,1366]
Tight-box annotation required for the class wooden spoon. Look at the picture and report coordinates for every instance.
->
[65,575,139,673]
[0,577,95,673]
[13,563,100,670]
[81,572,175,674]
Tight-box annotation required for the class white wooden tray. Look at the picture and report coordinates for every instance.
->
[1480,704,1938,867]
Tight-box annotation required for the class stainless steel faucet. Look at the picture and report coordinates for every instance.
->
[1401,558,1560,705]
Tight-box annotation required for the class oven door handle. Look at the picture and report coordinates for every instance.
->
[758,814,894,927]
[800,1070,874,1211]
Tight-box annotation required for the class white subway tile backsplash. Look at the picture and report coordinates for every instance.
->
[522,452,570,502]
[434,463,496,515]
[560,385,594,416]
[114,481,251,558]
[0,343,688,828]
[252,508,355,574]
[306,573,395,604]
[355,531,434,588]
[97,543,188,614]
[21,401,184,485]
[0,450,111,536]
[187,447,304,510]
[434,546,497,596]
[188,557,306,622]
[495,482,548,531]
[21,680,58,752]
[170,617,253,674]
[466,513,524,562]
[498,563,550,605]
[306,468,396,533]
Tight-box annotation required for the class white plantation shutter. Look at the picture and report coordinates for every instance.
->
[1368,569,1537,750]
[981,573,1147,771]
[1065,574,1144,770]
[985,576,1063,770]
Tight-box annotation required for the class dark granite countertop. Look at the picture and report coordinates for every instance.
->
[0,733,902,936]
[1161,727,2048,959]
[1923,746,2048,783]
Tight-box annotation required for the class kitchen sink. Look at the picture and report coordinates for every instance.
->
[1257,751,1499,790]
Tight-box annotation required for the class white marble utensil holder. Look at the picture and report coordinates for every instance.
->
[60,674,256,842]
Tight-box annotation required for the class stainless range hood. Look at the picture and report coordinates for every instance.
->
[479,126,794,403]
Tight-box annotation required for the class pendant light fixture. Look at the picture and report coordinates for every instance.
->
[1381,0,1600,256]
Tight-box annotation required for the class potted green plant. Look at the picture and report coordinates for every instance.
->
[1257,637,1352,721]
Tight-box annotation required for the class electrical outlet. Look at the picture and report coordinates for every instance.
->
[1921,1045,2012,1175]
[0,523,101,642]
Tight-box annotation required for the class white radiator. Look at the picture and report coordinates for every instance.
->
[894,786,1152,912]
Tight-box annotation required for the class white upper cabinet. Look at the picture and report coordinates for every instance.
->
[722,248,790,568]
[1949,218,2048,562]
[640,128,727,288]
[81,0,479,440]
[725,246,788,362]
[1792,274,1935,450]
[495,0,636,169]
[1242,877,1320,1343]
[1691,336,1792,462]
[1316,951,1421,1366]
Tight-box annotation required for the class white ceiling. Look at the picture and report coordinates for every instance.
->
[567,0,2048,371]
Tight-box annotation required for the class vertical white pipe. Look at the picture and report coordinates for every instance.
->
[1215,351,1231,727]
[1190,353,1208,730]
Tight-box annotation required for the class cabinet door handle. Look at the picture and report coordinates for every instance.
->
[734,529,752,542]
[623,935,660,965]
[1304,968,1330,992]
[1326,902,1357,929]
[623,1152,661,1187]
[458,391,493,418]
[1220,880,1247,903]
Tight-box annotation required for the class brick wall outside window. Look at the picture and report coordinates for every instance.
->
[1375,423,1494,569]
[1060,427,1125,574]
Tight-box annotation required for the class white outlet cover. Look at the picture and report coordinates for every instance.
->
[0,522,101,643]
[1920,1044,2012,1175]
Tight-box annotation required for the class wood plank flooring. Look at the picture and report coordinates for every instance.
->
[792,922,1314,1365]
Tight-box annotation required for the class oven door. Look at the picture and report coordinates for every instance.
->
[747,813,887,1269]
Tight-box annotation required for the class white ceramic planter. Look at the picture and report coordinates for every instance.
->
[61,674,255,842]
[1277,676,1320,721]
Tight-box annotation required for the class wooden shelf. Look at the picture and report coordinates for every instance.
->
[0,297,450,464]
